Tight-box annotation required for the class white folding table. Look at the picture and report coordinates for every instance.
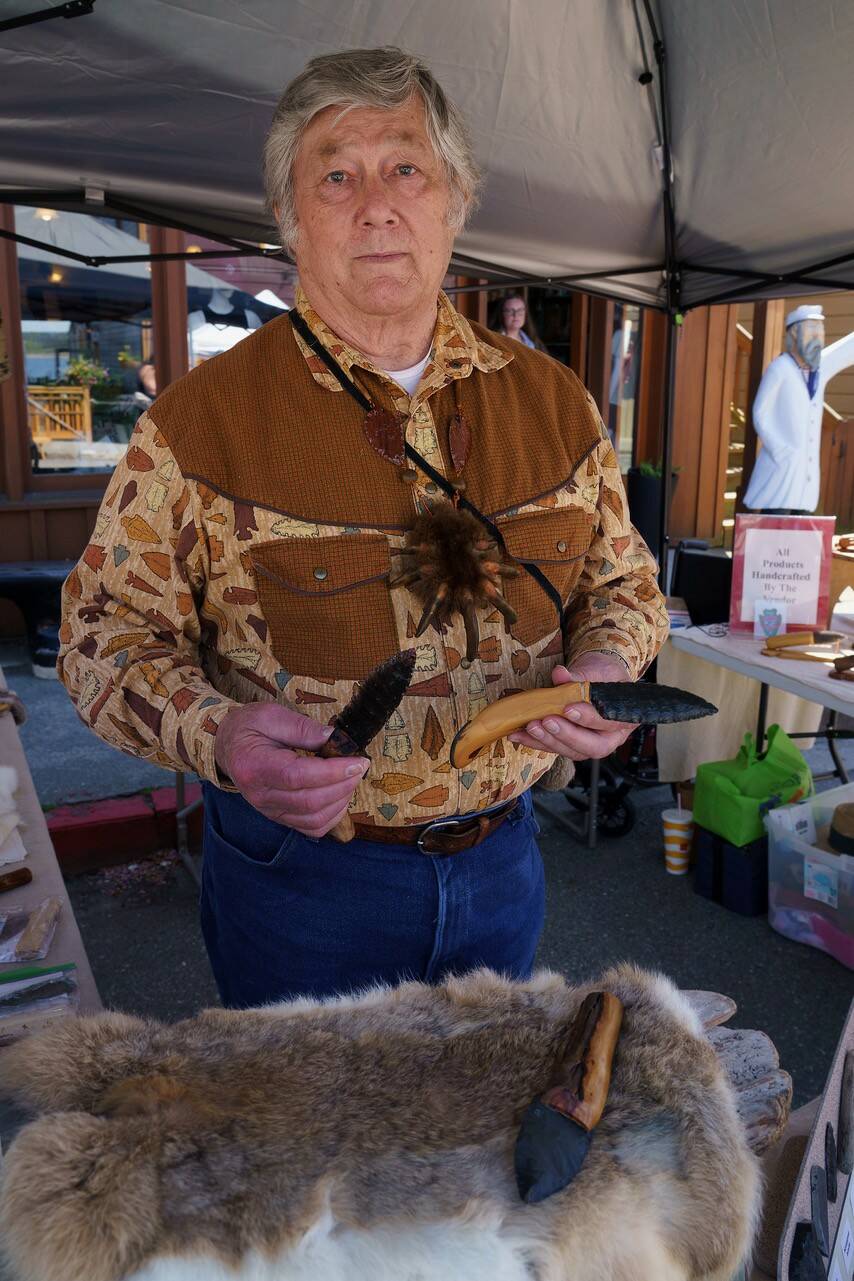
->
[668,627,853,782]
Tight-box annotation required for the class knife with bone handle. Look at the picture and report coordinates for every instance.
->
[515,990,624,1203]
[450,681,717,768]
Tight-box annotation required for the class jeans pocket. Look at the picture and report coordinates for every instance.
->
[205,814,300,871]
[507,789,540,836]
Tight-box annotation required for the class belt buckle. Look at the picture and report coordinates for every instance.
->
[416,814,469,856]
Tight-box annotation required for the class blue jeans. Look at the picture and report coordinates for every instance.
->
[199,785,545,1009]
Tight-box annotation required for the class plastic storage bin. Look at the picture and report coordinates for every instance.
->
[765,782,854,970]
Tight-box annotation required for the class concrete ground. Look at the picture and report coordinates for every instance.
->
[0,640,180,806]
[2,639,851,1107]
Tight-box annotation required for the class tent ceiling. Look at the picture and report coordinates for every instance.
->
[1,0,853,310]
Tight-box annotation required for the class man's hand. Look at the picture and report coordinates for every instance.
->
[214,703,369,837]
[508,654,637,761]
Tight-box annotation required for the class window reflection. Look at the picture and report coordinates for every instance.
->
[184,235,294,365]
[17,212,296,475]
[608,303,642,471]
[17,208,155,474]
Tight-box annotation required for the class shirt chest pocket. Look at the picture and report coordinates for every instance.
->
[497,508,592,646]
[249,534,397,680]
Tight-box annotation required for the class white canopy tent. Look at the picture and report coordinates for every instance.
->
[2,0,853,309]
[2,0,853,551]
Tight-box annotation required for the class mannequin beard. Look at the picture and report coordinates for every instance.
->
[786,323,823,370]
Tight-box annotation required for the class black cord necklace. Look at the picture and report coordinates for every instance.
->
[288,309,564,628]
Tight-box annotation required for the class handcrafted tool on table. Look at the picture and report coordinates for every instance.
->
[450,681,717,768]
[761,629,852,664]
[831,653,854,683]
[515,989,623,1203]
[317,649,417,841]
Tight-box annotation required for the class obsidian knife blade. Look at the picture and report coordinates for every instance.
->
[320,649,417,757]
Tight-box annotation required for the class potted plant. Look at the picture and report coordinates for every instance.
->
[626,459,679,558]
[65,356,110,388]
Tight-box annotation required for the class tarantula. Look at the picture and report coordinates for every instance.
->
[389,504,519,661]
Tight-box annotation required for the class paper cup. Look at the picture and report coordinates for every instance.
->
[662,808,693,875]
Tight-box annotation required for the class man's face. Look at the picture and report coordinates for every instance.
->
[291,97,457,319]
[792,317,825,370]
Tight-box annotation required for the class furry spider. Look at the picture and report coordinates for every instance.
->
[389,505,519,661]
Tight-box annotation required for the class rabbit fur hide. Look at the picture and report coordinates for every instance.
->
[0,963,760,1281]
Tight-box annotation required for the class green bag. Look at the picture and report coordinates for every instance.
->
[693,725,813,848]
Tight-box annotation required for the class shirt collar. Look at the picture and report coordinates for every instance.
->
[292,285,512,397]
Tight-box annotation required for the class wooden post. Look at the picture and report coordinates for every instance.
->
[568,293,590,383]
[148,225,189,391]
[634,309,667,466]
[586,297,614,416]
[453,278,488,326]
[0,204,30,500]
[738,299,785,508]
[669,305,739,542]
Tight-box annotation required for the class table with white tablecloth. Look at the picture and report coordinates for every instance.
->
[657,627,853,783]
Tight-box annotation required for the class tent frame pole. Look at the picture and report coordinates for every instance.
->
[639,0,679,588]
[658,313,678,591]
[0,0,94,34]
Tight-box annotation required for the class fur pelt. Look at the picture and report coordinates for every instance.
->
[391,505,519,659]
[0,965,760,1281]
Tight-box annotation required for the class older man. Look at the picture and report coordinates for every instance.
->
[58,48,668,1008]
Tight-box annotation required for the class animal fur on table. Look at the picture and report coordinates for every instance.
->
[0,965,770,1281]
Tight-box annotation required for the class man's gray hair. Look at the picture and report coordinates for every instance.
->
[264,46,481,250]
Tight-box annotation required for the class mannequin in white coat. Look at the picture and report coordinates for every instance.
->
[744,303,854,513]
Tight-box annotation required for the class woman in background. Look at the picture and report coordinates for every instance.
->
[490,293,545,350]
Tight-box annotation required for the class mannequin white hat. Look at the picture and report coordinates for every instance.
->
[785,304,825,328]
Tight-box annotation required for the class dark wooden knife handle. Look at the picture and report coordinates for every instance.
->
[0,867,32,894]
[317,726,361,843]
[541,991,624,1132]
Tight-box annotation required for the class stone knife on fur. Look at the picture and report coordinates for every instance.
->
[451,682,717,767]
[318,649,417,842]
[515,990,623,1204]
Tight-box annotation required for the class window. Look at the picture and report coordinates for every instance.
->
[608,304,643,471]
[17,207,154,475]
[183,234,295,367]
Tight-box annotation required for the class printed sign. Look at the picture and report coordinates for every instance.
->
[729,514,835,634]
[804,857,839,909]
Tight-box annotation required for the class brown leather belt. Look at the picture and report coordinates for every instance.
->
[353,799,519,856]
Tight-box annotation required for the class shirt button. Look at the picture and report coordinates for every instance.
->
[557,540,568,553]
[460,658,472,669]
[313,567,328,581]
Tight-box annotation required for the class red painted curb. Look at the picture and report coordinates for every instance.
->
[48,784,203,876]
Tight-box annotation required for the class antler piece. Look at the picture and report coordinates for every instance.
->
[687,993,792,1157]
[683,990,737,1030]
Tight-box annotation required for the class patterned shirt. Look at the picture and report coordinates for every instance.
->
[58,289,668,826]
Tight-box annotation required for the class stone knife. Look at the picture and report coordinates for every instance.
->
[318,649,416,842]
[451,681,717,767]
[515,990,623,1204]
[810,1165,829,1258]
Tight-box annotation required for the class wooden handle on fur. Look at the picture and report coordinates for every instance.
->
[541,991,623,1132]
[450,683,589,768]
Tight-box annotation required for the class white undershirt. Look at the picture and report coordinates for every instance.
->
[381,352,431,396]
